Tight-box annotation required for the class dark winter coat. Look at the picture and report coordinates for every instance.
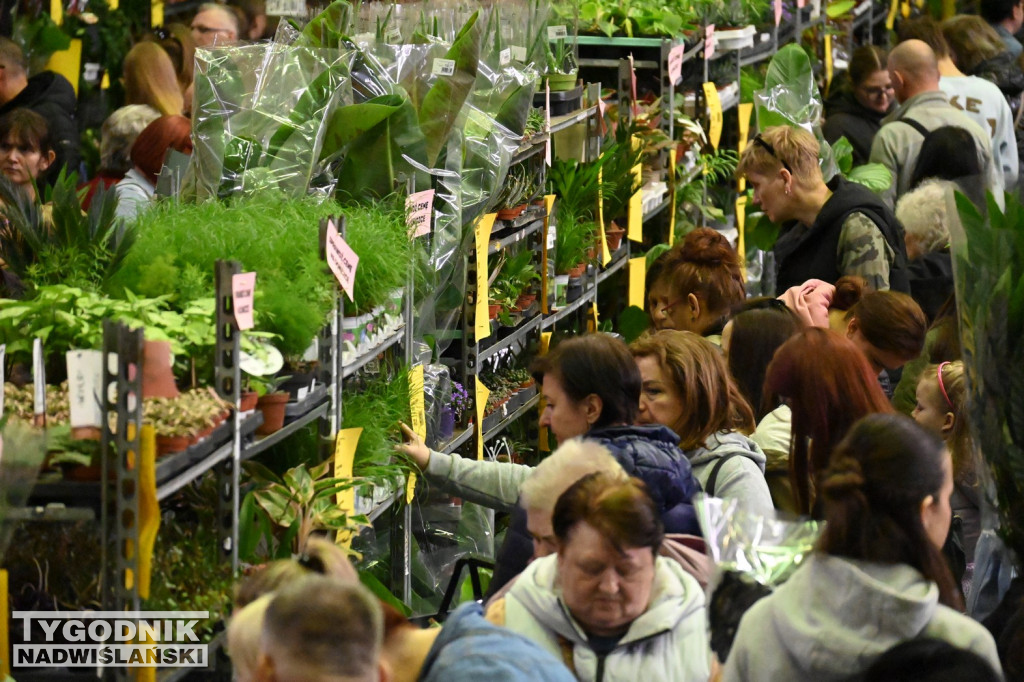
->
[907,249,953,323]
[487,424,703,598]
[823,85,889,166]
[0,71,79,179]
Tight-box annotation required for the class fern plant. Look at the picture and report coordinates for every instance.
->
[953,190,1024,572]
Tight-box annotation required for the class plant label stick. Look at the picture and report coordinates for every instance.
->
[512,45,527,62]
[231,272,257,331]
[705,24,715,60]
[33,338,45,427]
[500,48,511,66]
[326,219,359,301]
[668,44,685,84]
[547,25,567,39]
[67,350,104,430]
[703,82,723,150]
[406,190,435,238]
[775,0,782,25]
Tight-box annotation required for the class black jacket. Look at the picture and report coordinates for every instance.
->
[823,85,889,166]
[486,424,703,598]
[908,250,953,323]
[774,176,910,294]
[0,71,80,180]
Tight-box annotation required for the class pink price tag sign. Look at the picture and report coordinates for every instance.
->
[406,189,435,238]
[775,0,782,24]
[668,44,686,84]
[797,0,805,8]
[231,272,256,331]
[326,220,359,301]
[704,24,715,60]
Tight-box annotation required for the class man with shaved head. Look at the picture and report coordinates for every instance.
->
[869,39,1001,207]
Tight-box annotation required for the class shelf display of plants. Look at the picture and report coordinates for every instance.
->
[555,0,698,37]
[491,163,541,220]
[489,248,542,326]
[480,366,538,431]
[145,390,231,456]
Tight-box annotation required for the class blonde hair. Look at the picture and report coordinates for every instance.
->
[920,361,975,483]
[896,180,953,254]
[123,42,184,117]
[736,125,823,189]
[233,537,358,608]
[630,330,756,449]
[520,440,627,513]
[942,15,1008,72]
[227,594,272,682]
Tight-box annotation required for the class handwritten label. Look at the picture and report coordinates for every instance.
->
[597,96,609,136]
[547,25,568,40]
[475,379,489,461]
[628,164,643,243]
[705,24,715,60]
[334,428,361,549]
[475,214,496,341]
[266,0,305,16]
[775,0,782,25]
[797,0,805,8]
[511,45,527,61]
[432,58,456,77]
[67,350,104,429]
[703,82,723,150]
[629,257,646,309]
[326,219,359,301]
[231,272,256,331]
[407,365,426,504]
[386,27,402,44]
[33,338,45,420]
[668,43,686,84]
[406,189,435,238]
[499,48,511,66]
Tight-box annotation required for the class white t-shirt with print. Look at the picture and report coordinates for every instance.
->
[939,75,1018,191]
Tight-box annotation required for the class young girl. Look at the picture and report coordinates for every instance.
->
[912,361,981,571]
[0,108,56,201]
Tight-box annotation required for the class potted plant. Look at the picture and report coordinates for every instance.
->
[247,375,292,436]
[546,36,579,91]
[492,164,539,220]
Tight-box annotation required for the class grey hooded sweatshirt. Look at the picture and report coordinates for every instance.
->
[496,554,712,682]
[723,553,1003,681]
[687,431,774,518]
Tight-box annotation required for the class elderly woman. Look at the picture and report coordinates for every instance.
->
[737,125,909,294]
[488,472,712,681]
[80,105,160,210]
[114,114,192,221]
[896,180,956,322]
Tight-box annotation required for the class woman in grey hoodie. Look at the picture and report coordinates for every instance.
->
[630,331,775,518]
[723,414,1002,681]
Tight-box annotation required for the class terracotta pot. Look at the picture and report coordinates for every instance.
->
[568,262,587,278]
[142,340,180,399]
[71,426,102,440]
[496,203,528,221]
[606,222,626,251]
[516,293,537,309]
[157,434,191,456]
[488,304,502,320]
[66,465,102,482]
[256,392,290,435]
[240,391,259,411]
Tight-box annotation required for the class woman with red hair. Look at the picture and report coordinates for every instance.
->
[764,327,894,515]
[114,114,192,221]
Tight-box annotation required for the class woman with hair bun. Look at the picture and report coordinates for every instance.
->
[114,114,193,220]
[647,228,746,342]
[723,414,1002,681]
[737,125,909,294]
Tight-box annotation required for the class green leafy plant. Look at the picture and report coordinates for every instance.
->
[244,459,366,556]
[555,220,596,274]
[342,198,414,316]
[109,195,337,358]
[0,170,132,293]
[952,190,1024,570]
[342,367,414,488]
[11,10,71,75]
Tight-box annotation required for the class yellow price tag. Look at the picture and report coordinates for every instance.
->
[628,164,643,243]
[45,39,82,96]
[738,102,753,154]
[151,0,163,27]
[334,428,362,548]
[475,379,490,461]
[138,425,159,599]
[824,34,834,95]
[736,196,748,280]
[407,365,426,504]
[474,214,496,342]
[668,148,678,242]
[886,0,899,29]
[588,302,599,332]
[541,195,556,313]
[597,168,611,265]
[629,256,646,309]
[50,0,62,24]
[0,570,7,679]
[703,82,723,151]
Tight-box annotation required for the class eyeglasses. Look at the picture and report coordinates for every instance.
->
[658,299,686,316]
[859,84,894,98]
[753,135,793,174]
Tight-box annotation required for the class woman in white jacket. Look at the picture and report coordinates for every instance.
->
[723,414,1002,681]
[488,472,712,682]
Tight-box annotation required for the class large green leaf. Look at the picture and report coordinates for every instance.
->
[764,44,813,92]
[321,95,407,160]
[419,11,482,167]
[846,163,892,192]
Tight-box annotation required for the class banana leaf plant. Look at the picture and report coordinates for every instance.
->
[951,190,1024,588]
